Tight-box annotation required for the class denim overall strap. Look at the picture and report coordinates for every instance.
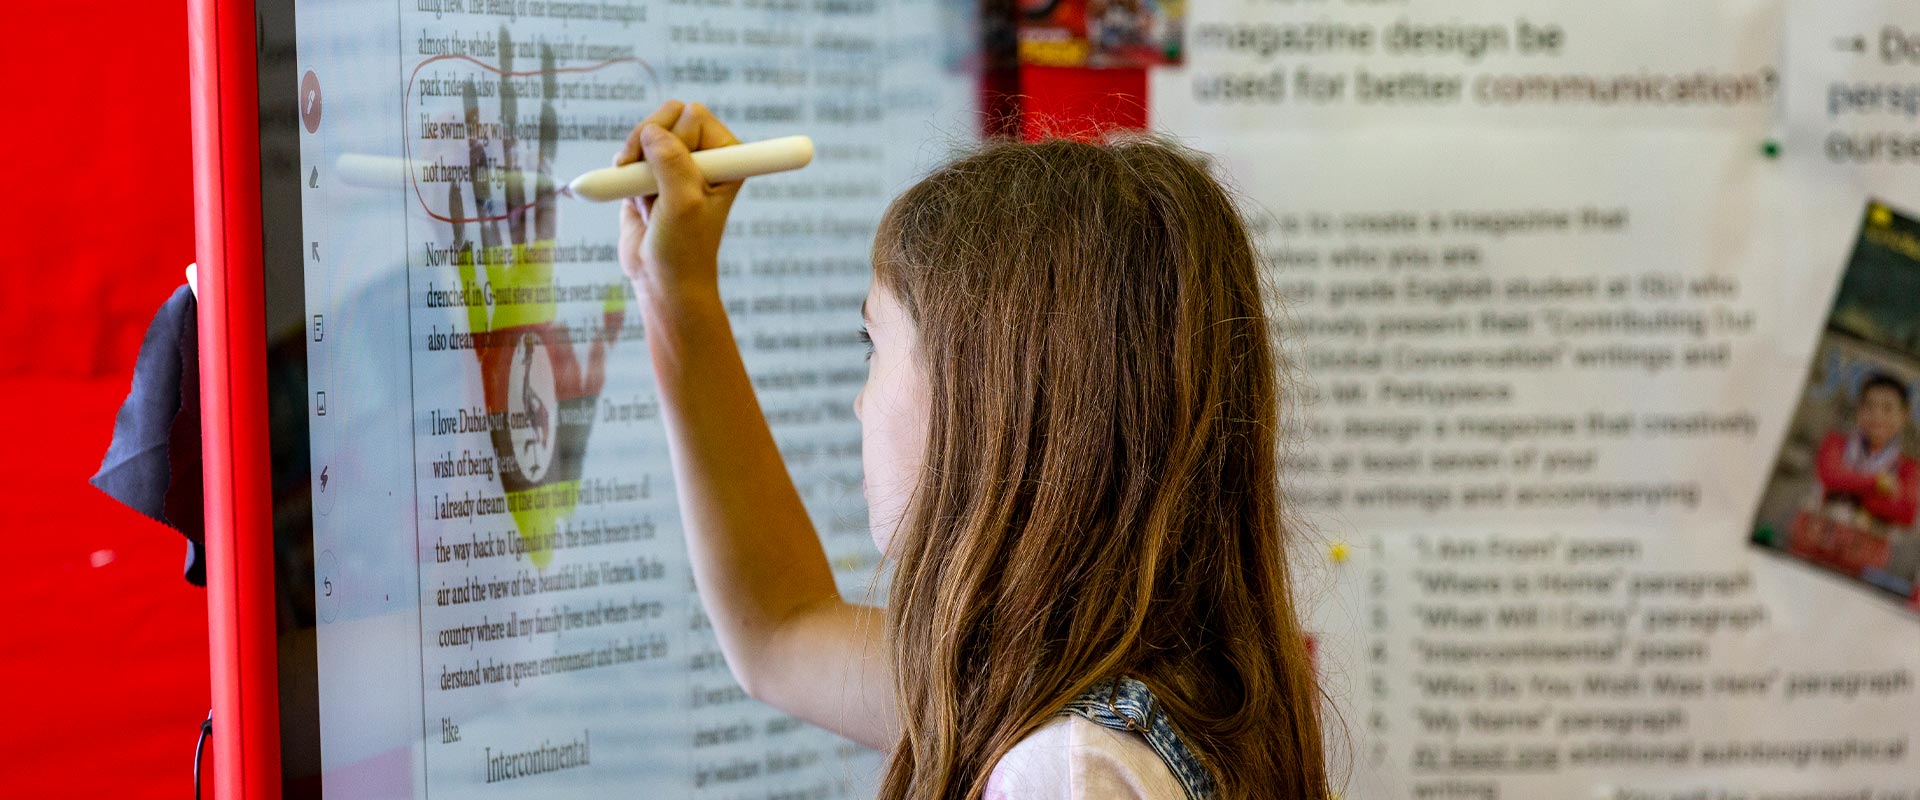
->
[1057,676,1218,800]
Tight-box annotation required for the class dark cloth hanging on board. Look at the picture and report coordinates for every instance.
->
[91,284,206,586]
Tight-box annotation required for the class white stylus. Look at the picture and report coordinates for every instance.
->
[333,136,814,201]
[565,135,814,201]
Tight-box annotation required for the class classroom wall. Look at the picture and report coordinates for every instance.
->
[7,3,1912,794]
[0,4,213,798]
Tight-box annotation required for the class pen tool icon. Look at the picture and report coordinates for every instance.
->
[300,70,323,133]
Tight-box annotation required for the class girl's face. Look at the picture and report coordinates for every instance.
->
[1859,385,1909,450]
[855,283,929,557]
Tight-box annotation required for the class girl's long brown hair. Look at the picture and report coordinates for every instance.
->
[870,135,1328,799]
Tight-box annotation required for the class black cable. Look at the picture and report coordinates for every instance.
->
[195,711,212,800]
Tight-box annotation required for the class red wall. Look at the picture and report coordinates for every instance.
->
[1018,65,1148,140]
[0,5,211,798]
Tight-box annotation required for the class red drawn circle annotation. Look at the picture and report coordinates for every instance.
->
[403,53,659,225]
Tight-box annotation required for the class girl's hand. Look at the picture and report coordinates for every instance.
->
[615,99,744,304]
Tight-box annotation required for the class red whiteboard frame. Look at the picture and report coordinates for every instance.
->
[188,0,283,796]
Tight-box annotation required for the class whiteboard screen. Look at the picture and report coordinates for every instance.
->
[268,0,976,795]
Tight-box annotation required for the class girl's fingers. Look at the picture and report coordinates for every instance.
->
[638,123,708,207]
[670,104,704,152]
[615,99,687,166]
[668,103,743,205]
[689,103,740,149]
[616,100,745,214]
[617,195,646,281]
[687,105,744,206]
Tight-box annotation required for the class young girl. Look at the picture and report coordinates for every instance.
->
[614,100,1329,799]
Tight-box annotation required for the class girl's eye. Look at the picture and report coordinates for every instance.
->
[857,326,873,362]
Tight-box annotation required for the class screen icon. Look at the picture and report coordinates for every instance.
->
[316,550,338,623]
[300,70,323,133]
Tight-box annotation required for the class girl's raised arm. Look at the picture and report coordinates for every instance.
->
[615,100,899,750]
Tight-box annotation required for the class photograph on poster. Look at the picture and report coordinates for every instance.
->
[1018,0,1184,68]
[1753,201,1920,614]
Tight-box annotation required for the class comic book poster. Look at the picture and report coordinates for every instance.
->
[1753,201,1920,614]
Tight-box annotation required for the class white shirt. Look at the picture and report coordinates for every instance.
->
[983,714,1188,799]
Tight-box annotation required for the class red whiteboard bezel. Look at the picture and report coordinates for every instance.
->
[189,0,284,796]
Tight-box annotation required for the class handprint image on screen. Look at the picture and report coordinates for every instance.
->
[286,0,976,795]
[434,32,631,570]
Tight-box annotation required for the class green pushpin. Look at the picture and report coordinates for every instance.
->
[1761,139,1781,159]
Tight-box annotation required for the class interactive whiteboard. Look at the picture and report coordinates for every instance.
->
[199,0,977,795]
